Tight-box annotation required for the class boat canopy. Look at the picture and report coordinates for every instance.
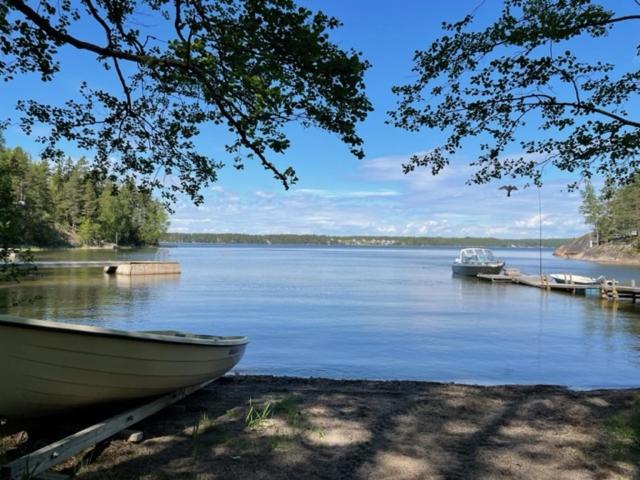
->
[457,248,497,263]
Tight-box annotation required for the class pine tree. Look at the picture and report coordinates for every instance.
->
[580,181,604,245]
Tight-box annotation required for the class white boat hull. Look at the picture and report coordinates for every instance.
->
[549,273,597,285]
[0,315,248,418]
[451,262,505,276]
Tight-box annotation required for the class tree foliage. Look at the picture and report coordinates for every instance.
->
[0,138,168,249]
[1,0,372,204]
[580,178,640,246]
[0,142,24,279]
[579,180,604,243]
[390,0,640,189]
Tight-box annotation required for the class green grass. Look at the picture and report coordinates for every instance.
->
[273,395,308,430]
[606,397,640,461]
[192,412,217,459]
[245,398,274,430]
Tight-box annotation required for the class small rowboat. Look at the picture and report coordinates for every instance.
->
[0,315,248,418]
[549,273,599,285]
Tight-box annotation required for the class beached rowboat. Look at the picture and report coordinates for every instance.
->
[0,315,248,418]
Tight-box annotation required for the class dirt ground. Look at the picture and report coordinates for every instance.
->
[3,375,639,479]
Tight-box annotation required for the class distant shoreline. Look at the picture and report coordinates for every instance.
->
[162,233,570,249]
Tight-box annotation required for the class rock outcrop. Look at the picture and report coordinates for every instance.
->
[554,233,640,265]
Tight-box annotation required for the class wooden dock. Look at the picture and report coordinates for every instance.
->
[106,261,181,276]
[31,261,129,269]
[476,273,516,283]
[601,283,640,303]
[26,261,180,276]
[477,273,640,303]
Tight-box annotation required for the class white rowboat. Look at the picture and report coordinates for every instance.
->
[549,273,599,285]
[0,315,248,418]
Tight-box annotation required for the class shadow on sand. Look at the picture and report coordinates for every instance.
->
[2,376,639,479]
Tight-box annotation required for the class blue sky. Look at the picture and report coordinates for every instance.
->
[2,1,638,238]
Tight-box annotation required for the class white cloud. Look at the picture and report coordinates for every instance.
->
[515,214,554,229]
[168,151,590,238]
[291,188,400,199]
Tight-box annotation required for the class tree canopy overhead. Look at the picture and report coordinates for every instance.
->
[390,0,640,190]
[1,0,372,204]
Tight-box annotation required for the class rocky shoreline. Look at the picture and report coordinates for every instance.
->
[554,234,640,266]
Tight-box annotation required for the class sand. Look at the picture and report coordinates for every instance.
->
[2,376,639,479]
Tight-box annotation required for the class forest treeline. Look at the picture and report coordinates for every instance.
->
[581,178,640,247]
[162,233,570,248]
[0,138,168,248]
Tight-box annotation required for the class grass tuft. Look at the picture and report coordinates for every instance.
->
[192,412,215,459]
[245,398,274,430]
[606,397,640,461]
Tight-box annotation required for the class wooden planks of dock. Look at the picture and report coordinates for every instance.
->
[27,260,181,276]
[107,261,181,276]
[477,273,640,303]
[601,283,640,303]
[31,261,128,269]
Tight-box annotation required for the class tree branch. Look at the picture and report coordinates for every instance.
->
[8,0,183,70]
[517,94,640,128]
[82,0,133,110]
[8,0,294,187]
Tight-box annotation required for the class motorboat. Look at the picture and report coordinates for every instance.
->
[452,248,505,276]
[0,315,248,418]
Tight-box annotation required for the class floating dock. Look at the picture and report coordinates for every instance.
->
[104,261,181,276]
[27,260,181,276]
[477,273,640,303]
[32,261,128,269]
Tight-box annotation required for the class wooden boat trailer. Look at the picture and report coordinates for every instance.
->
[0,379,214,480]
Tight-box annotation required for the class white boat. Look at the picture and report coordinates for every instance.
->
[0,315,248,418]
[549,273,599,285]
[452,248,505,276]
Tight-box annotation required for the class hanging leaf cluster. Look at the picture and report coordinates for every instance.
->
[390,0,640,190]
[1,0,372,205]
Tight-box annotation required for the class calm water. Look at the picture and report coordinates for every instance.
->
[2,245,640,388]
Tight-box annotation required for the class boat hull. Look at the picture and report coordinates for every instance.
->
[452,263,505,276]
[0,316,248,418]
[549,273,597,285]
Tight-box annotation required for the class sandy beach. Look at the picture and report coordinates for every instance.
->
[3,375,638,479]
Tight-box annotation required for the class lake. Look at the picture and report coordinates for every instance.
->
[2,245,640,388]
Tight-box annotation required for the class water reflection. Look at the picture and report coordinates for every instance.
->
[1,245,639,387]
[108,273,181,289]
[0,266,179,326]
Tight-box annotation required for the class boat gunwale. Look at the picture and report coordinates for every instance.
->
[0,315,249,347]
